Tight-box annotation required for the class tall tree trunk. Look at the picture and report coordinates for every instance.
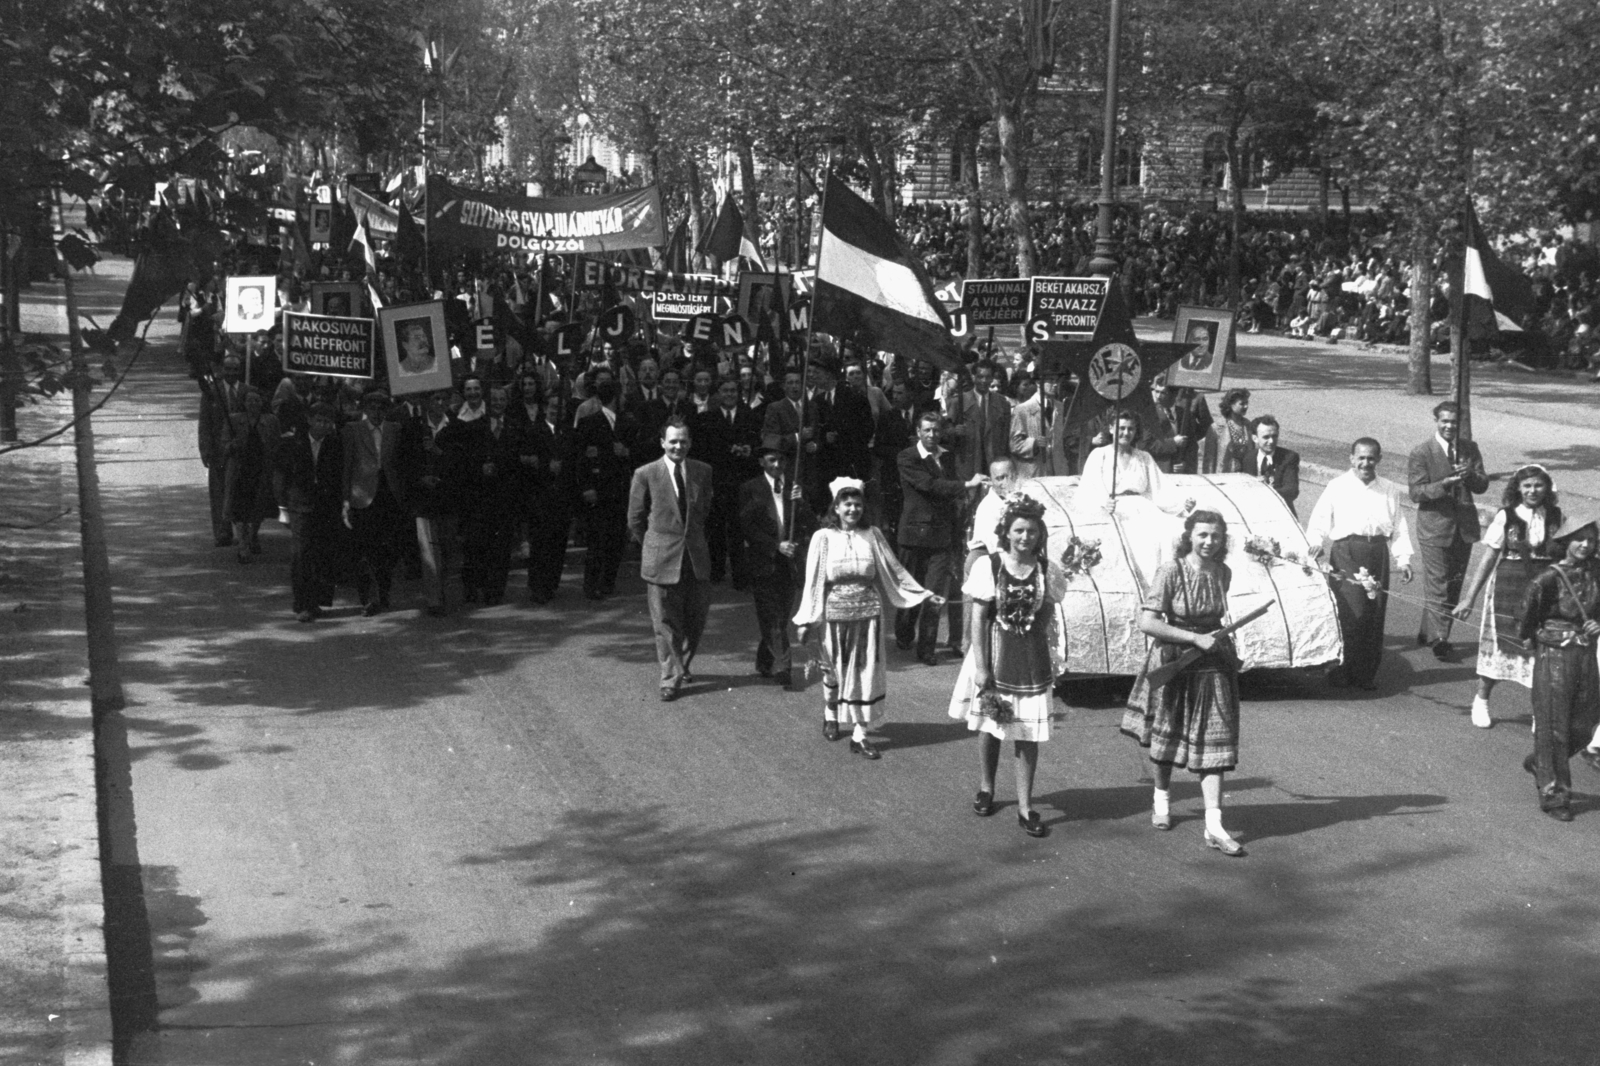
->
[686,157,706,264]
[1225,125,1243,305]
[1407,251,1434,395]
[738,139,760,245]
[1317,163,1331,241]
[994,96,1036,277]
[961,123,984,278]
[878,138,899,224]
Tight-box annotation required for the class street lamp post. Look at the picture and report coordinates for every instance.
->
[1088,0,1124,277]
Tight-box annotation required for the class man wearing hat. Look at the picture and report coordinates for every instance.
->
[342,388,406,615]
[739,444,814,686]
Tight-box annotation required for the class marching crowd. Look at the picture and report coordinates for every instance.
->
[193,313,1600,843]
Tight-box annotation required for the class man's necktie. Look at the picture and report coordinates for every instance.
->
[673,461,687,520]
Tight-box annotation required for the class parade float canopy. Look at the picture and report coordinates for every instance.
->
[1022,473,1344,677]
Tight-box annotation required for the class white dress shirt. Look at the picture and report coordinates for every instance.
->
[1304,471,1413,567]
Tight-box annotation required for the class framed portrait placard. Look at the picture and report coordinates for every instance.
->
[310,282,363,319]
[378,301,452,396]
[1166,306,1237,391]
[222,275,278,334]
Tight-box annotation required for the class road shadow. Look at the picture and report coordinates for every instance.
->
[136,803,1600,1066]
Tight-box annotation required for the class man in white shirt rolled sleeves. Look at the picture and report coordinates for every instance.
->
[1305,437,1415,690]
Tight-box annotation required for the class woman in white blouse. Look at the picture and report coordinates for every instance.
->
[1453,465,1562,728]
[794,478,941,760]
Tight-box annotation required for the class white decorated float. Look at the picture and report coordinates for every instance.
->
[1018,473,1344,677]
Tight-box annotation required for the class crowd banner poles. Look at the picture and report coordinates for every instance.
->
[565,254,577,325]
[1452,200,1472,442]
[789,152,833,543]
[423,168,431,291]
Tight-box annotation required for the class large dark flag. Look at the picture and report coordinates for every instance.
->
[812,173,960,370]
[698,192,764,268]
[1456,202,1536,338]
[1041,278,1188,435]
[662,214,690,274]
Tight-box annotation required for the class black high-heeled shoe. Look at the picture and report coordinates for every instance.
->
[849,737,880,760]
[1017,810,1047,837]
[823,720,841,742]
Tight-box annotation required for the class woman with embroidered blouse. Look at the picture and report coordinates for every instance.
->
[794,479,940,760]
[1121,510,1247,856]
[948,495,1066,837]
[1453,465,1561,729]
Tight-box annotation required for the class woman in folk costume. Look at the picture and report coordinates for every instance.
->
[794,478,942,760]
[1516,513,1600,821]
[1452,465,1561,728]
[1121,510,1247,856]
[948,495,1067,838]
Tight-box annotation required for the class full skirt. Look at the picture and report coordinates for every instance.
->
[820,617,885,725]
[1122,639,1240,771]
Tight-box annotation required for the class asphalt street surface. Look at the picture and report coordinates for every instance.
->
[81,304,1600,1065]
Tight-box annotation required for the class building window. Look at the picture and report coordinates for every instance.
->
[1115,135,1142,188]
[1201,132,1228,190]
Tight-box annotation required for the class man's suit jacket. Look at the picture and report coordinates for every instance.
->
[1009,394,1069,478]
[945,388,1013,479]
[198,376,247,467]
[1239,446,1302,516]
[575,407,639,502]
[813,387,874,481]
[1407,437,1489,546]
[897,444,968,550]
[738,472,814,582]
[399,416,470,518]
[760,396,814,456]
[874,405,917,478]
[519,417,573,501]
[635,395,696,464]
[693,405,763,488]
[340,419,405,510]
[462,416,524,515]
[628,456,713,584]
[275,430,344,518]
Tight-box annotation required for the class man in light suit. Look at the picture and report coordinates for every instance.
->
[628,417,714,701]
[1009,377,1069,478]
[1407,400,1490,660]
[1238,415,1302,517]
[342,388,407,615]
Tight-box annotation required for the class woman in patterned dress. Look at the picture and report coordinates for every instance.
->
[794,479,939,760]
[1202,388,1251,474]
[1121,510,1246,856]
[948,495,1066,837]
[1516,514,1600,821]
[1452,465,1560,728]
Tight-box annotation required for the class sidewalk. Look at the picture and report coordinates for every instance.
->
[1,260,134,1066]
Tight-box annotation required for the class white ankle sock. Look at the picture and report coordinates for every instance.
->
[1205,808,1226,836]
[1152,788,1171,817]
[852,724,866,742]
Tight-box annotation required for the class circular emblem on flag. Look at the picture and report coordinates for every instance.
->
[1086,342,1142,400]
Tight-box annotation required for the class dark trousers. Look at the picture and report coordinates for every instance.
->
[526,495,570,598]
[1329,536,1391,686]
[583,497,626,595]
[648,565,708,688]
[286,509,336,613]
[895,543,954,654]
[208,462,231,543]
[349,493,398,607]
[464,501,516,599]
[751,562,796,674]
[706,484,746,584]
[1417,534,1472,645]
[1530,640,1600,811]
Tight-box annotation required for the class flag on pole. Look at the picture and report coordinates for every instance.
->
[1457,202,1536,338]
[366,280,385,311]
[663,214,690,274]
[698,192,764,269]
[812,173,961,370]
[348,214,378,275]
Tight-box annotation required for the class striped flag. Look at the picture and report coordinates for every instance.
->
[348,215,378,274]
[1458,202,1535,338]
[813,174,961,369]
[698,191,764,269]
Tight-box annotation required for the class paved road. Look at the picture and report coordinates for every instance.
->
[23,263,1592,1064]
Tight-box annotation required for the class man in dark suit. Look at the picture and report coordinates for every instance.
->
[460,385,523,605]
[199,355,247,545]
[739,445,813,687]
[519,380,574,604]
[694,376,763,587]
[872,381,918,541]
[1408,400,1490,660]
[1238,415,1301,517]
[635,366,694,466]
[761,367,820,511]
[274,402,343,622]
[400,389,470,615]
[897,410,986,665]
[341,388,407,615]
[811,360,874,485]
[575,373,638,599]
[628,418,714,701]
